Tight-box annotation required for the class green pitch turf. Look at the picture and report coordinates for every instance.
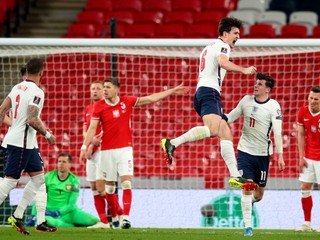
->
[0,226,319,240]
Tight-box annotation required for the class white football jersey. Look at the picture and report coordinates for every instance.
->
[196,39,231,94]
[2,80,44,149]
[226,95,283,156]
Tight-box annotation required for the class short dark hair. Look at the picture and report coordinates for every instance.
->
[20,66,27,77]
[104,78,120,88]
[311,86,320,93]
[218,17,243,36]
[58,153,72,163]
[26,58,44,75]
[257,72,275,90]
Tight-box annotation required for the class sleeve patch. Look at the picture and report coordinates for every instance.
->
[221,47,228,54]
[33,96,41,105]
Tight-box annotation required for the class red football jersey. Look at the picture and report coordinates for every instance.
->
[92,96,139,150]
[84,104,102,153]
[297,105,320,160]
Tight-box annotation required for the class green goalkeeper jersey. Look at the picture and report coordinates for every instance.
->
[45,170,80,215]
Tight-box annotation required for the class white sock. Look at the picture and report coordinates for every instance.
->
[220,140,240,177]
[241,194,253,228]
[0,178,18,204]
[171,126,210,147]
[14,174,45,219]
[34,183,47,225]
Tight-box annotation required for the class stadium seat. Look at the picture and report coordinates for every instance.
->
[156,23,188,38]
[289,11,318,36]
[65,23,96,38]
[143,0,172,12]
[185,23,218,38]
[248,23,276,38]
[86,0,112,12]
[236,0,265,18]
[113,0,142,12]
[193,10,226,24]
[76,10,104,25]
[163,11,194,24]
[125,23,158,38]
[134,11,164,24]
[96,23,127,38]
[104,11,134,25]
[202,0,235,16]
[280,24,308,38]
[257,10,287,35]
[171,0,201,12]
[312,25,320,38]
[227,10,257,35]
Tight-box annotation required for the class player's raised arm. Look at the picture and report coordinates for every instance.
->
[136,84,190,106]
[218,54,256,75]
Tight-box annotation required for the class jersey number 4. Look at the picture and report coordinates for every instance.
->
[14,94,20,119]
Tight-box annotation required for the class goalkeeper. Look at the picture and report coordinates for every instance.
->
[28,153,99,227]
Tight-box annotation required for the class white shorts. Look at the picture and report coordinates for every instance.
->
[98,147,134,181]
[299,158,320,184]
[86,150,101,182]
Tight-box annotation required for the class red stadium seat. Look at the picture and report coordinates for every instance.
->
[156,23,188,38]
[185,23,218,38]
[202,0,236,16]
[171,0,201,12]
[163,11,194,24]
[65,23,96,38]
[76,10,104,25]
[104,11,134,25]
[134,11,164,24]
[312,25,320,38]
[193,10,226,24]
[143,0,172,12]
[113,0,142,12]
[124,23,157,38]
[86,0,112,12]
[280,24,308,38]
[248,24,276,38]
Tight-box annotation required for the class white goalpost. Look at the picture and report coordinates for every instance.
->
[0,38,320,229]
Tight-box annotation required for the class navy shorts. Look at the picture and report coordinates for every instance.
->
[194,87,223,118]
[4,145,44,179]
[237,150,270,187]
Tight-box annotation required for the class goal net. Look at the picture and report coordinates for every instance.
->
[0,39,319,228]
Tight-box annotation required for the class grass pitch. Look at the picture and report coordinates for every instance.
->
[0,226,319,240]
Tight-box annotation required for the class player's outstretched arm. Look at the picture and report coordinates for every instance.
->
[218,54,256,75]
[136,83,190,106]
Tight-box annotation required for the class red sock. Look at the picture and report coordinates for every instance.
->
[115,198,124,216]
[302,196,313,222]
[105,193,117,218]
[94,194,108,223]
[123,189,132,216]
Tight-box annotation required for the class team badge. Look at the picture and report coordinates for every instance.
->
[66,184,72,191]
[311,125,317,133]
[113,110,120,118]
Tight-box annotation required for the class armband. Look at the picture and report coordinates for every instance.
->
[81,144,87,150]
[45,131,52,139]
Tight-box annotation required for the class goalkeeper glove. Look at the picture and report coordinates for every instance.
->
[45,209,61,217]
[25,215,36,227]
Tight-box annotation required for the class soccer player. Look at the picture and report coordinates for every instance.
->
[295,86,320,232]
[161,17,257,190]
[83,81,123,228]
[225,73,285,236]
[80,78,189,229]
[28,153,100,227]
[0,58,56,235]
